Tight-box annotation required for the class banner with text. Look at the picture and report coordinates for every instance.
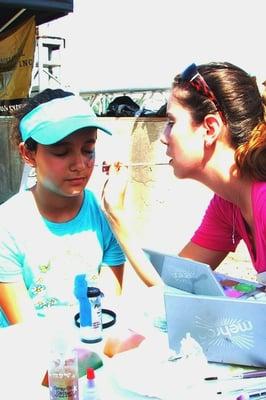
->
[0,16,36,116]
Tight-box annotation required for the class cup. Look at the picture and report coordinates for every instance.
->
[48,342,79,400]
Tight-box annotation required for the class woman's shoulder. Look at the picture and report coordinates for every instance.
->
[210,193,232,209]
[252,181,266,211]
[252,181,266,197]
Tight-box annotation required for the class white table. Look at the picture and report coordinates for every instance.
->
[0,286,255,400]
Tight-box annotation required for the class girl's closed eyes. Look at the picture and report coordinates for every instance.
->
[51,148,95,159]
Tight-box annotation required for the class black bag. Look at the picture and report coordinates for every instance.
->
[105,95,140,117]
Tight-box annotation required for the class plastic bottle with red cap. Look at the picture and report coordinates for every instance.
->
[83,367,100,400]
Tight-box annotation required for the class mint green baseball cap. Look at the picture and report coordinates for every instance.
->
[20,95,112,144]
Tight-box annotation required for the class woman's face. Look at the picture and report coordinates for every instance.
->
[161,94,206,179]
[30,128,97,197]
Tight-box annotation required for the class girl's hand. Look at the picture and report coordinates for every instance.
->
[101,161,129,220]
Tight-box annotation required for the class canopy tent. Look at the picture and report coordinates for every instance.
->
[0,0,73,115]
[0,0,73,33]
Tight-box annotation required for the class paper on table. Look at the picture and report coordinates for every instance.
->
[107,332,218,400]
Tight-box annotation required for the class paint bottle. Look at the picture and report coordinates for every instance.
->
[80,287,103,343]
[83,368,100,400]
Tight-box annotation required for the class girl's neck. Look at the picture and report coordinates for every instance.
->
[31,184,84,223]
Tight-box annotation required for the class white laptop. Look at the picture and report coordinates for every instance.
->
[164,288,266,367]
[143,248,266,367]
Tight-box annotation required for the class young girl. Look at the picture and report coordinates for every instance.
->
[0,88,127,327]
[102,62,266,283]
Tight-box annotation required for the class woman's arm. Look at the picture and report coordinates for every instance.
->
[101,163,163,287]
[0,280,37,325]
[103,215,163,287]
[179,241,228,270]
[101,163,230,281]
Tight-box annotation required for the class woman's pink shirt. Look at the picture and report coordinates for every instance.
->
[191,181,266,273]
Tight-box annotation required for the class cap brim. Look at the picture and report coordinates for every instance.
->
[20,95,112,144]
[30,115,112,145]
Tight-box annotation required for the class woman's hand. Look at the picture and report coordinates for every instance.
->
[101,161,129,221]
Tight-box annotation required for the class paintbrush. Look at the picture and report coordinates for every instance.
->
[205,369,266,381]
[95,162,170,172]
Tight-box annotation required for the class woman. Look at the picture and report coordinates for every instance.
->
[102,62,266,283]
[0,88,127,327]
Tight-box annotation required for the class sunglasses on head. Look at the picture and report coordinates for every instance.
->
[179,63,226,125]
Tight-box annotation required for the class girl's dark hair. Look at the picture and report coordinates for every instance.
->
[11,88,74,151]
[172,62,266,181]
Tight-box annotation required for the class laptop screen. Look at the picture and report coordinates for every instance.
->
[143,248,264,299]
[143,248,225,297]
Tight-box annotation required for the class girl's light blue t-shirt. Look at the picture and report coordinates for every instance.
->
[0,189,125,326]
